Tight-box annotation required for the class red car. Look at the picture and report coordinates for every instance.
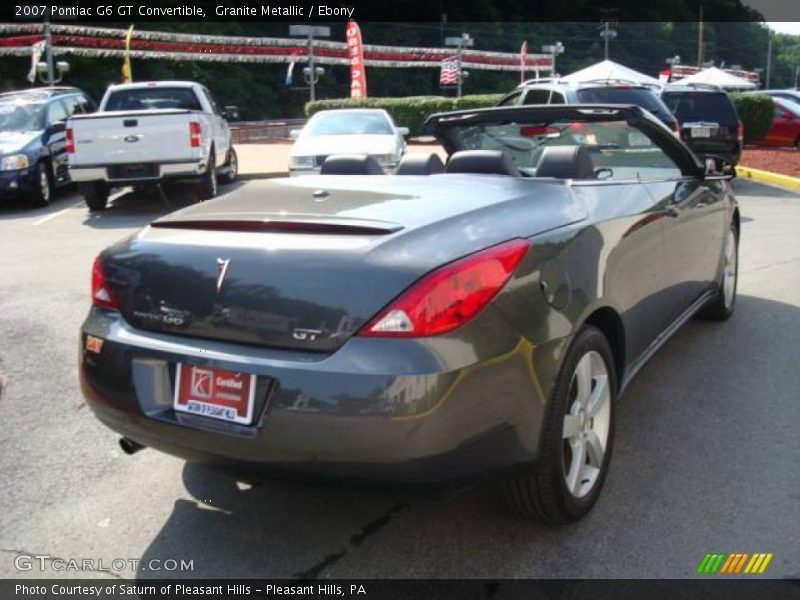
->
[755,97,800,148]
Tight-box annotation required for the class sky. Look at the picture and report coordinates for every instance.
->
[768,22,800,35]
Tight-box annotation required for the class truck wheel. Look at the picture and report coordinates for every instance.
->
[198,151,217,201]
[80,182,109,211]
[218,147,238,184]
[30,162,52,207]
[503,326,616,523]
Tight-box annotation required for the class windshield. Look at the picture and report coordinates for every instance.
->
[306,112,393,136]
[0,100,46,131]
[576,88,672,120]
[662,92,738,123]
[104,87,202,111]
[441,117,681,180]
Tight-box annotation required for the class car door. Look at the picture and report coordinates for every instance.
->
[44,99,69,185]
[767,104,794,146]
[200,86,229,166]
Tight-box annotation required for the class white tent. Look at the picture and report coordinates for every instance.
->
[560,59,662,87]
[677,67,757,90]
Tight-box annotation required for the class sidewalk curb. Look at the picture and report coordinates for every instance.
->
[736,165,800,190]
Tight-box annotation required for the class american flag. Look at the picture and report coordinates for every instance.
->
[439,56,460,85]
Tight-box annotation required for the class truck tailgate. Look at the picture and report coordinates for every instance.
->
[68,109,198,166]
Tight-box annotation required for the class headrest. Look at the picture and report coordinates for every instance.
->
[445,150,521,177]
[320,154,385,175]
[535,145,595,179]
[396,153,445,175]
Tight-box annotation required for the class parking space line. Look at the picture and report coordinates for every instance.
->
[32,202,83,226]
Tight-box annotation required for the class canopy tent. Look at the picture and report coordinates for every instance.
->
[560,59,662,87]
[676,67,757,90]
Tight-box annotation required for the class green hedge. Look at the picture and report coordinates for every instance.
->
[730,93,774,142]
[304,95,503,137]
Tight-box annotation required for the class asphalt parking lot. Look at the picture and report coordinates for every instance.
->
[0,176,798,580]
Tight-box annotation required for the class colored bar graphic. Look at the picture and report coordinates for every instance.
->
[700,552,774,575]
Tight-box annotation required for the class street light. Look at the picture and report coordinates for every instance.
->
[541,41,564,76]
[600,21,617,60]
[445,33,474,98]
[665,55,681,65]
[289,25,330,102]
[36,60,69,84]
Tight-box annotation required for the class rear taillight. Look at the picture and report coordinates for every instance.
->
[189,121,201,148]
[358,239,530,338]
[65,127,74,153]
[737,120,744,142]
[92,257,120,310]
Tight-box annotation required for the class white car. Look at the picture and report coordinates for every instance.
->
[288,109,409,175]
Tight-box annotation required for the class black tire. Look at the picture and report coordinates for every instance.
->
[698,222,738,321]
[198,150,217,201]
[80,182,109,211]
[30,162,52,207]
[503,325,617,523]
[218,147,238,184]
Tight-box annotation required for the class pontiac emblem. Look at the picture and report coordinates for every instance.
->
[216,258,231,292]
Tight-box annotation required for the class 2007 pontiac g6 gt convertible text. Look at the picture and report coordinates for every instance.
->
[80,105,738,523]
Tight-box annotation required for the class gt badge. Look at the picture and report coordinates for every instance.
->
[216,258,231,293]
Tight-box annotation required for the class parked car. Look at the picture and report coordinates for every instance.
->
[749,97,800,148]
[288,109,408,175]
[660,84,743,165]
[67,81,238,211]
[756,89,800,104]
[496,79,680,132]
[0,86,95,207]
[81,104,739,523]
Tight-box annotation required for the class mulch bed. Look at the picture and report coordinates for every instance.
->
[740,146,800,178]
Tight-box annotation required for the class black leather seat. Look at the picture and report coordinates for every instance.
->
[445,150,521,177]
[396,153,445,175]
[535,145,595,179]
[320,154,385,175]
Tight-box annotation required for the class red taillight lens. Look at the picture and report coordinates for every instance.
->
[92,257,120,310]
[189,121,201,148]
[359,239,530,338]
[737,120,744,141]
[65,127,74,153]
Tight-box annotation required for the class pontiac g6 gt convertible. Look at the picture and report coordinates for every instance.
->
[80,105,739,523]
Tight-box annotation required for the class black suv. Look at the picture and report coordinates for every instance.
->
[0,86,95,206]
[497,79,680,132]
[660,84,742,166]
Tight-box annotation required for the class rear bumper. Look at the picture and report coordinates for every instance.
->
[682,139,742,165]
[80,309,562,485]
[69,159,207,184]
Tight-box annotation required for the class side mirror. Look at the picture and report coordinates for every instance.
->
[222,105,239,120]
[289,129,301,140]
[397,127,410,137]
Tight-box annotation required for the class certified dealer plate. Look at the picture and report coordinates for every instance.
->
[173,363,256,425]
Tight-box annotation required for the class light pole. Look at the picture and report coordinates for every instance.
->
[289,25,330,102]
[445,33,473,98]
[600,21,617,60]
[541,42,564,77]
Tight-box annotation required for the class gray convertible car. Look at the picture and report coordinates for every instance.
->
[80,105,738,523]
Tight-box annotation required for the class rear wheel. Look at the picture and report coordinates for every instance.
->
[503,325,616,523]
[30,162,52,207]
[218,147,238,184]
[698,222,738,320]
[80,182,109,211]
[198,150,217,201]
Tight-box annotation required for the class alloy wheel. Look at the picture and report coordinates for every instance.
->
[562,350,612,499]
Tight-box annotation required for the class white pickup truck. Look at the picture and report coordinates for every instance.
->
[67,80,238,210]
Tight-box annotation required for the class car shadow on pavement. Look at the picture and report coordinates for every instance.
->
[81,181,247,230]
[133,294,800,579]
[731,178,800,198]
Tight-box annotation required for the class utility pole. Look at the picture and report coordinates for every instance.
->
[766,32,773,88]
[697,5,704,67]
[43,13,55,84]
[600,21,617,61]
[445,33,473,98]
[289,25,330,103]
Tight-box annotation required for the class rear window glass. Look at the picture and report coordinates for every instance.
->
[577,88,671,120]
[662,92,738,124]
[104,87,202,111]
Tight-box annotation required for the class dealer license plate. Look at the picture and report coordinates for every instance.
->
[173,363,256,425]
[691,126,712,138]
